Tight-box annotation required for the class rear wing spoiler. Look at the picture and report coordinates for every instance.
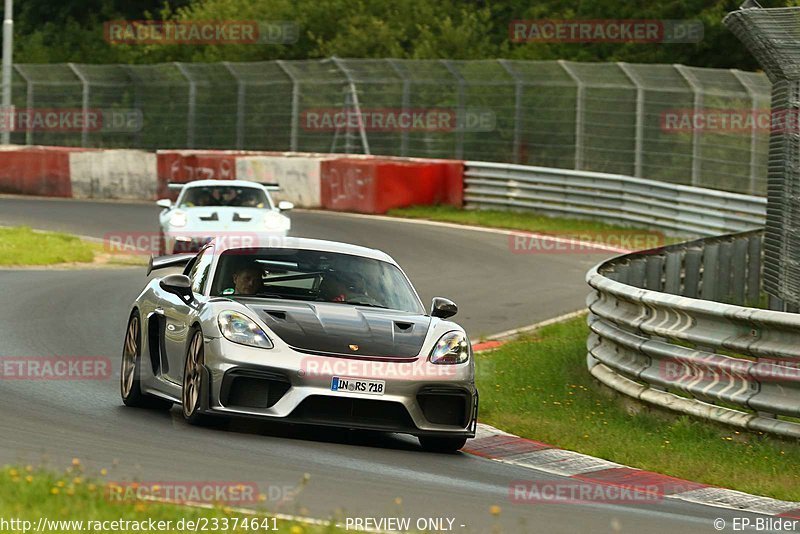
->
[166,181,281,191]
[147,253,195,276]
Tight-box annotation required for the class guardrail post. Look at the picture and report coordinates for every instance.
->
[664,251,683,295]
[718,241,733,302]
[629,258,646,288]
[747,235,762,304]
[731,238,748,304]
[701,243,719,301]
[683,248,702,298]
[645,255,664,291]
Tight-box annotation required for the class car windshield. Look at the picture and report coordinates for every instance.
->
[211,248,424,314]
[179,186,269,208]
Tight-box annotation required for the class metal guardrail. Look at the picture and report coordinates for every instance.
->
[586,230,800,439]
[464,161,766,236]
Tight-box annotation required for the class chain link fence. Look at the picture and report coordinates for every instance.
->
[4,58,771,195]
[726,6,800,309]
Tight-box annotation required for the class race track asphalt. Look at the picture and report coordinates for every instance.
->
[0,196,756,532]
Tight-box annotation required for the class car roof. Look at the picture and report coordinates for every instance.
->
[182,179,266,189]
[211,236,397,264]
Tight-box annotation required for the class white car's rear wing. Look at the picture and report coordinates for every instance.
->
[166,181,281,191]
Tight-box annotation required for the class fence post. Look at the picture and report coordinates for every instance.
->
[119,65,143,148]
[674,64,702,186]
[67,63,90,148]
[331,57,370,155]
[174,62,196,149]
[440,59,465,160]
[275,60,299,152]
[498,59,523,164]
[618,62,644,178]
[14,65,33,145]
[387,59,410,157]
[222,62,245,150]
[731,69,761,195]
[558,60,584,170]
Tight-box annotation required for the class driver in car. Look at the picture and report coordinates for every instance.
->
[225,265,263,295]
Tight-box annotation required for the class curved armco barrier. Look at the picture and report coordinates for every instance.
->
[586,230,800,439]
[465,161,766,236]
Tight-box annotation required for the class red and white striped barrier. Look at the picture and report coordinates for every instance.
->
[0,145,464,212]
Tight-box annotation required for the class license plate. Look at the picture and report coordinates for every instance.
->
[331,376,385,396]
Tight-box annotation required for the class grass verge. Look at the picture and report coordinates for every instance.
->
[388,205,684,247]
[476,315,800,502]
[0,464,346,533]
[0,226,145,267]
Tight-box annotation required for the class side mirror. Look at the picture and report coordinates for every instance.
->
[430,297,458,319]
[277,200,294,211]
[156,199,173,209]
[160,274,194,303]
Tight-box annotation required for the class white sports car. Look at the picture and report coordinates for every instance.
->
[156,180,294,255]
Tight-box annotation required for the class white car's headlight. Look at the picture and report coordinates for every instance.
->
[264,212,290,232]
[429,331,470,364]
[218,311,273,349]
[169,211,188,228]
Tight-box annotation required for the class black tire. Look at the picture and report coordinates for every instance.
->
[120,310,173,410]
[418,436,468,453]
[182,327,214,426]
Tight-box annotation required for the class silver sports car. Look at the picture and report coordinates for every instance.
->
[120,237,478,452]
[156,179,294,255]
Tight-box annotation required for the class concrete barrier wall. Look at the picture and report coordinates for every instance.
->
[0,146,84,197]
[0,145,465,213]
[70,150,157,200]
[320,158,463,213]
[236,155,326,208]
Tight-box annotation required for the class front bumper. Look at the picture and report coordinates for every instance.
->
[199,336,478,438]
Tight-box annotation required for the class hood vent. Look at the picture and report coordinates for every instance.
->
[199,212,219,221]
[233,213,252,222]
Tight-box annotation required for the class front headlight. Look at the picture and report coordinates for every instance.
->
[264,212,290,232]
[429,331,470,364]
[169,211,188,228]
[218,311,273,349]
